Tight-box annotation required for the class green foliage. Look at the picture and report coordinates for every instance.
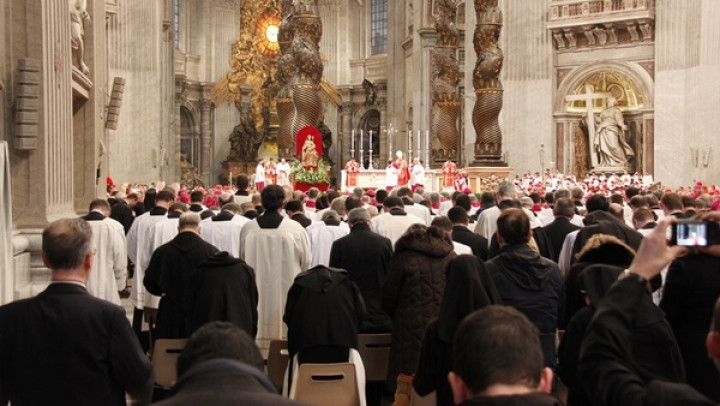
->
[291,159,331,184]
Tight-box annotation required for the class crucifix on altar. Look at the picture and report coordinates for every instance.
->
[565,83,611,169]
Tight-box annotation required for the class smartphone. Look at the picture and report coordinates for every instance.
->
[671,220,720,247]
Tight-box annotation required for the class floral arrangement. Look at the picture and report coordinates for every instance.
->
[291,159,331,184]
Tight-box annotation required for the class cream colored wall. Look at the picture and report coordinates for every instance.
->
[654,0,720,187]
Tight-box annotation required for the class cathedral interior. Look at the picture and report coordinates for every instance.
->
[1,0,720,302]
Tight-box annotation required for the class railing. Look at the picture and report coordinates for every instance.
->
[550,0,652,20]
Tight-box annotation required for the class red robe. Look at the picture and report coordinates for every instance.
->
[394,158,410,186]
[442,161,457,188]
[345,160,360,187]
[265,162,277,185]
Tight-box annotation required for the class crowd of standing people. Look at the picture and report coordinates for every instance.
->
[2,166,720,405]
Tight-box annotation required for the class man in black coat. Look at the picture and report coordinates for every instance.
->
[448,206,489,260]
[189,251,259,338]
[485,208,564,373]
[144,212,219,339]
[330,207,393,333]
[154,322,305,406]
[542,198,581,263]
[0,218,152,405]
[110,190,134,234]
[578,218,718,405]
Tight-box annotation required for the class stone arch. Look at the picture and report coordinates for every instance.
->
[555,60,654,113]
[553,60,655,176]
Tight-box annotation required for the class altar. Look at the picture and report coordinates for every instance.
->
[340,169,442,192]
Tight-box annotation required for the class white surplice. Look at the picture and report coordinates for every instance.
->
[239,216,311,348]
[126,211,166,309]
[86,217,127,305]
[201,215,249,257]
[370,211,425,248]
[308,223,349,268]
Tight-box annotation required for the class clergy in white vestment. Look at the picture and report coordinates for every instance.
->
[396,187,432,225]
[201,203,249,257]
[385,161,398,191]
[152,203,188,250]
[308,210,350,268]
[82,199,127,305]
[238,185,311,350]
[370,196,425,248]
[411,158,425,191]
[126,190,174,324]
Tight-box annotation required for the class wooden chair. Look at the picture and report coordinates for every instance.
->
[357,333,391,382]
[266,339,290,392]
[151,338,187,389]
[292,362,360,406]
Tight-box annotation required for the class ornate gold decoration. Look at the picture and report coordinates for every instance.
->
[472,0,505,165]
[255,10,282,58]
[211,0,281,136]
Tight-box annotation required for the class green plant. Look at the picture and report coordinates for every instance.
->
[291,159,331,184]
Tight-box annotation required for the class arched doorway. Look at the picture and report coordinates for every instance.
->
[180,106,199,170]
[358,109,381,169]
[554,61,654,178]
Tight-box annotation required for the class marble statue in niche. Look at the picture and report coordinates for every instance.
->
[70,0,91,75]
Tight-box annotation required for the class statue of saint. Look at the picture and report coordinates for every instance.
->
[301,136,319,168]
[590,98,634,168]
[70,0,91,75]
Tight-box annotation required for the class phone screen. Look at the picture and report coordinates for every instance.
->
[674,222,708,247]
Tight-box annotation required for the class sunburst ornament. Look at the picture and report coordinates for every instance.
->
[256,11,282,58]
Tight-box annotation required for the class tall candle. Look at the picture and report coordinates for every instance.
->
[360,130,363,151]
[417,130,421,152]
[351,129,355,151]
[426,130,430,163]
[369,131,373,151]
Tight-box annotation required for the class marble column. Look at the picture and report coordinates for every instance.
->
[0,141,13,304]
[200,98,213,183]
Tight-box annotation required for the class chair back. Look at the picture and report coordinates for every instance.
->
[357,333,391,382]
[293,362,360,406]
[152,338,187,389]
[266,339,290,391]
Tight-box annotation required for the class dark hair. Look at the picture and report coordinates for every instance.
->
[375,189,388,204]
[609,194,624,205]
[453,306,543,394]
[169,202,188,214]
[176,322,264,377]
[553,197,575,218]
[497,199,521,211]
[88,198,110,212]
[455,194,471,212]
[661,193,683,211]
[236,174,249,190]
[285,199,304,213]
[497,208,530,245]
[586,193,609,213]
[345,196,362,212]
[42,218,93,271]
[383,196,404,209]
[528,193,541,204]
[480,191,497,207]
[625,186,639,199]
[448,206,469,224]
[261,185,286,211]
[629,195,647,209]
[142,188,156,209]
[156,190,175,203]
[681,196,697,209]
[430,216,453,232]
[544,192,554,205]
[190,190,204,203]
[632,208,654,224]
[396,187,414,198]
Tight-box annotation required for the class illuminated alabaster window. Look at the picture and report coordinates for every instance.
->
[256,11,282,58]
